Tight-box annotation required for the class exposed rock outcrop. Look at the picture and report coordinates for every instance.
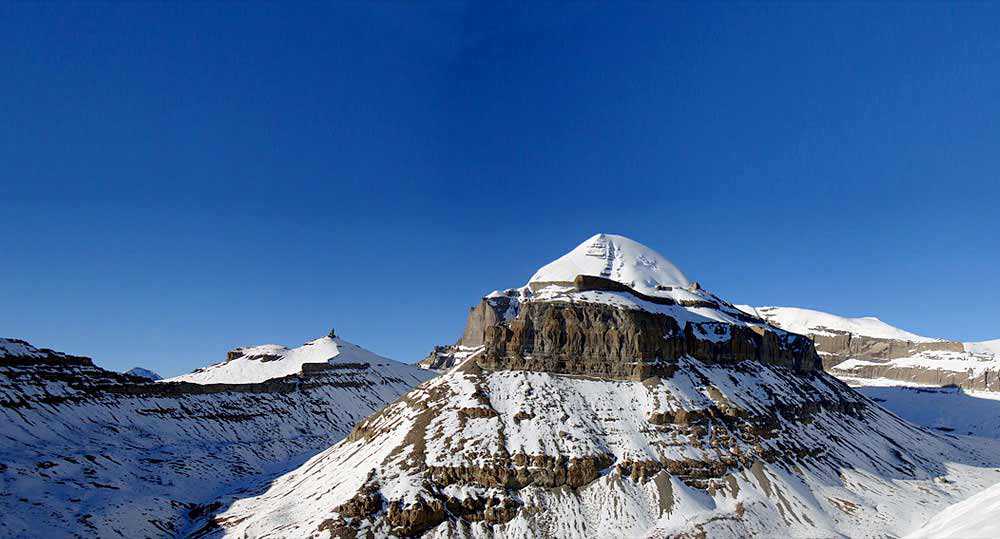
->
[476,278,820,380]
[837,360,1000,391]
[811,330,964,370]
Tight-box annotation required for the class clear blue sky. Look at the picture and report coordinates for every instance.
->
[3,4,999,376]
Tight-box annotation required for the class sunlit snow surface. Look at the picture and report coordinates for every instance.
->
[737,305,943,342]
[530,233,691,293]
[907,480,1000,539]
[165,336,404,384]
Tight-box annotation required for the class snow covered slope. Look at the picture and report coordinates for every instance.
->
[738,306,941,343]
[907,480,1000,539]
[966,338,1000,357]
[0,335,434,538]
[205,235,1000,538]
[212,363,1000,538]
[166,335,406,385]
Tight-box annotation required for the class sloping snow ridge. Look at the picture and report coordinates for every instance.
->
[530,233,690,294]
[165,336,402,384]
[907,480,1000,539]
[738,306,941,342]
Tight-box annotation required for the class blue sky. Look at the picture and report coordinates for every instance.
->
[3,4,999,376]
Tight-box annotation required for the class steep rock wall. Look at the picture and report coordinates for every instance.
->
[478,301,820,380]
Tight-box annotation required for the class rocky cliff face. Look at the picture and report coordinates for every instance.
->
[478,285,819,380]
[0,337,433,538]
[811,330,964,369]
[205,235,1000,539]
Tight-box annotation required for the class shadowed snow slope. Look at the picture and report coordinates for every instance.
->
[204,235,1000,539]
[0,336,434,538]
[846,380,1000,438]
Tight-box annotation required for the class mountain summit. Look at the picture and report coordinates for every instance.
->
[530,233,691,293]
[124,366,162,380]
[210,234,1000,538]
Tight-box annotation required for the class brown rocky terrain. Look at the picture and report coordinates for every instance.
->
[811,330,964,369]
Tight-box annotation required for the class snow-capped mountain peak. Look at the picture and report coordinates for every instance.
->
[529,233,691,295]
[124,366,161,380]
[165,335,402,385]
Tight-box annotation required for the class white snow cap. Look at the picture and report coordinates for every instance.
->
[529,233,690,293]
[165,336,395,385]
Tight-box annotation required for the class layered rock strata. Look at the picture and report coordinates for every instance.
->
[744,306,1000,391]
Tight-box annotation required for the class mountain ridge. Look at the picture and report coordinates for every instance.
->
[210,234,1000,538]
[0,335,433,537]
[738,305,1000,391]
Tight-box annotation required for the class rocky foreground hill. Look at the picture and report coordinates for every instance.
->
[0,334,433,537]
[208,234,1000,538]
